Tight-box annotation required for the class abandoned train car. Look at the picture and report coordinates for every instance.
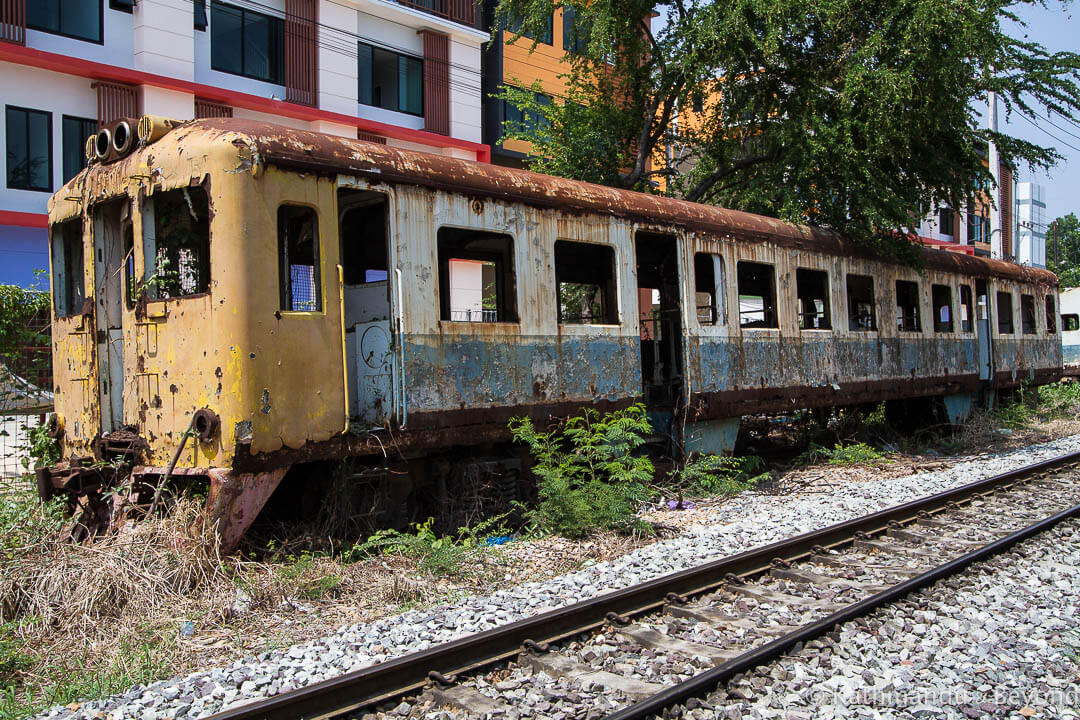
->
[39,118,1062,548]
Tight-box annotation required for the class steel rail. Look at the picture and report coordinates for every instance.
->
[206,450,1080,720]
[603,495,1080,720]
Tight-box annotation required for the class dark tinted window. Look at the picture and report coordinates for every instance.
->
[358,43,423,116]
[278,205,321,312]
[1064,314,1079,332]
[507,11,553,44]
[211,1,284,84]
[5,107,52,192]
[28,0,102,43]
[62,116,96,183]
[562,4,589,53]
[503,88,552,136]
[997,291,1014,334]
[1046,295,1057,334]
[1021,294,1036,335]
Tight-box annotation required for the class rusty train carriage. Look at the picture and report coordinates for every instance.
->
[40,118,1062,549]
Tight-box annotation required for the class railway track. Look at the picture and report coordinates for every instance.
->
[208,451,1080,720]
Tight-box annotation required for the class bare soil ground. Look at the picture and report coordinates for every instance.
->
[3,412,1079,719]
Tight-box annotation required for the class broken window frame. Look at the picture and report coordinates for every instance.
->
[846,274,877,332]
[278,204,322,313]
[693,252,726,326]
[1020,294,1037,335]
[931,284,953,333]
[437,227,518,324]
[736,261,778,329]
[895,280,922,333]
[796,268,831,330]
[959,284,974,333]
[50,218,85,318]
[555,240,619,325]
[1046,295,1057,334]
[996,291,1014,335]
[1063,314,1080,332]
[141,186,212,302]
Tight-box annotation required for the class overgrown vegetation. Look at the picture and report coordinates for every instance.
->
[797,442,889,467]
[509,404,655,538]
[668,453,768,497]
[350,515,510,577]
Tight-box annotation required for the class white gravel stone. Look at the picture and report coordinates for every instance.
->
[36,434,1080,720]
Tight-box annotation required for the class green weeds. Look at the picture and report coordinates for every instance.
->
[796,441,889,467]
[669,454,767,497]
[350,515,510,577]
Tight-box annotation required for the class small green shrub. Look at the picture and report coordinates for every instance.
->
[509,404,655,538]
[796,442,888,466]
[22,423,59,471]
[1037,381,1080,418]
[671,454,767,497]
[350,514,508,576]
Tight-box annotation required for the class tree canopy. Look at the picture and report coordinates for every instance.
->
[495,0,1080,257]
[1048,213,1080,287]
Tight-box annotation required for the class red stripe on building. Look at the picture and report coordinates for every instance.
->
[0,211,48,228]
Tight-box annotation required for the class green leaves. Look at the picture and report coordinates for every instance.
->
[1047,213,1080,287]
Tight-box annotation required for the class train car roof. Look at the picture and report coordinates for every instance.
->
[120,118,1064,287]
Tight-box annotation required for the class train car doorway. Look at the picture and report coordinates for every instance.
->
[975,279,993,382]
[636,233,684,411]
[92,200,131,433]
[338,189,397,427]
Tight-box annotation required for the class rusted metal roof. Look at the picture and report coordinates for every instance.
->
[153,119,1061,286]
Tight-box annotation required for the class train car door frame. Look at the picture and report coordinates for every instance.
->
[975,278,993,384]
[92,199,130,434]
[634,231,686,417]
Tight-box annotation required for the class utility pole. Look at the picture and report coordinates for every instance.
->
[988,90,1003,259]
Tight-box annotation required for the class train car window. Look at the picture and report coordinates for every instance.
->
[737,262,778,328]
[931,284,953,333]
[846,274,876,331]
[959,285,974,333]
[278,205,322,312]
[796,269,830,330]
[1064,314,1080,332]
[694,253,726,325]
[1046,296,1057,334]
[340,203,387,284]
[895,280,921,332]
[50,219,85,318]
[996,291,1014,334]
[145,187,211,300]
[438,228,517,323]
[555,241,618,324]
[1020,294,1037,335]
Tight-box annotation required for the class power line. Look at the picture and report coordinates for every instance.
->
[1039,112,1080,143]
[1015,112,1080,153]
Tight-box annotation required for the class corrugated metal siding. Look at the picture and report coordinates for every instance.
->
[92,82,139,126]
[285,0,317,107]
[195,98,233,119]
[0,0,25,45]
[421,30,450,136]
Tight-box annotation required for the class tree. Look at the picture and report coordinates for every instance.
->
[495,0,1080,257]
[1048,213,1080,287]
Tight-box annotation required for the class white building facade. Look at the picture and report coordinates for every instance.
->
[1016,181,1048,268]
[0,0,488,287]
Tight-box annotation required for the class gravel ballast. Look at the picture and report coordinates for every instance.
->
[39,434,1080,720]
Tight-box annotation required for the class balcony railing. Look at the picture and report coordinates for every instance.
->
[1,0,26,45]
[397,0,474,27]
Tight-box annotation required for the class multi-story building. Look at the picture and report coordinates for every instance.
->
[911,157,1014,259]
[1016,181,1048,268]
[0,0,490,287]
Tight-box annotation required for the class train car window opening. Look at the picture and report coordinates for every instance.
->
[51,219,85,318]
[1064,314,1080,332]
[996,291,1014,334]
[143,188,211,301]
[846,274,876,331]
[438,228,517,323]
[895,280,921,332]
[931,284,953,333]
[796,268,830,330]
[737,261,778,329]
[556,240,618,324]
[340,196,388,285]
[123,221,136,310]
[959,285,974,333]
[693,253,725,325]
[278,205,322,312]
[1020,294,1037,335]
[1046,296,1057,334]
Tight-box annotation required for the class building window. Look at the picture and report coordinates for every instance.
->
[996,291,1014,334]
[27,0,103,43]
[693,253,725,325]
[211,1,285,85]
[110,0,134,12]
[357,43,423,116]
[194,0,208,30]
[562,4,589,53]
[1064,314,1079,332]
[1046,295,1057,334]
[437,229,517,323]
[145,188,212,300]
[968,212,990,245]
[278,205,321,312]
[506,11,553,44]
[1020,294,1036,335]
[50,219,85,318]
[846,274,876,331]
[5,107,52,193]
[736,261,778,329]
[931,284,953,333]
[503,89,552,136]
[939,208,954,237]
[960,284,974,333]
[796,268,830,330]
[555,241,618,324]
[62,116,96,184]
[895,280,921,332]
